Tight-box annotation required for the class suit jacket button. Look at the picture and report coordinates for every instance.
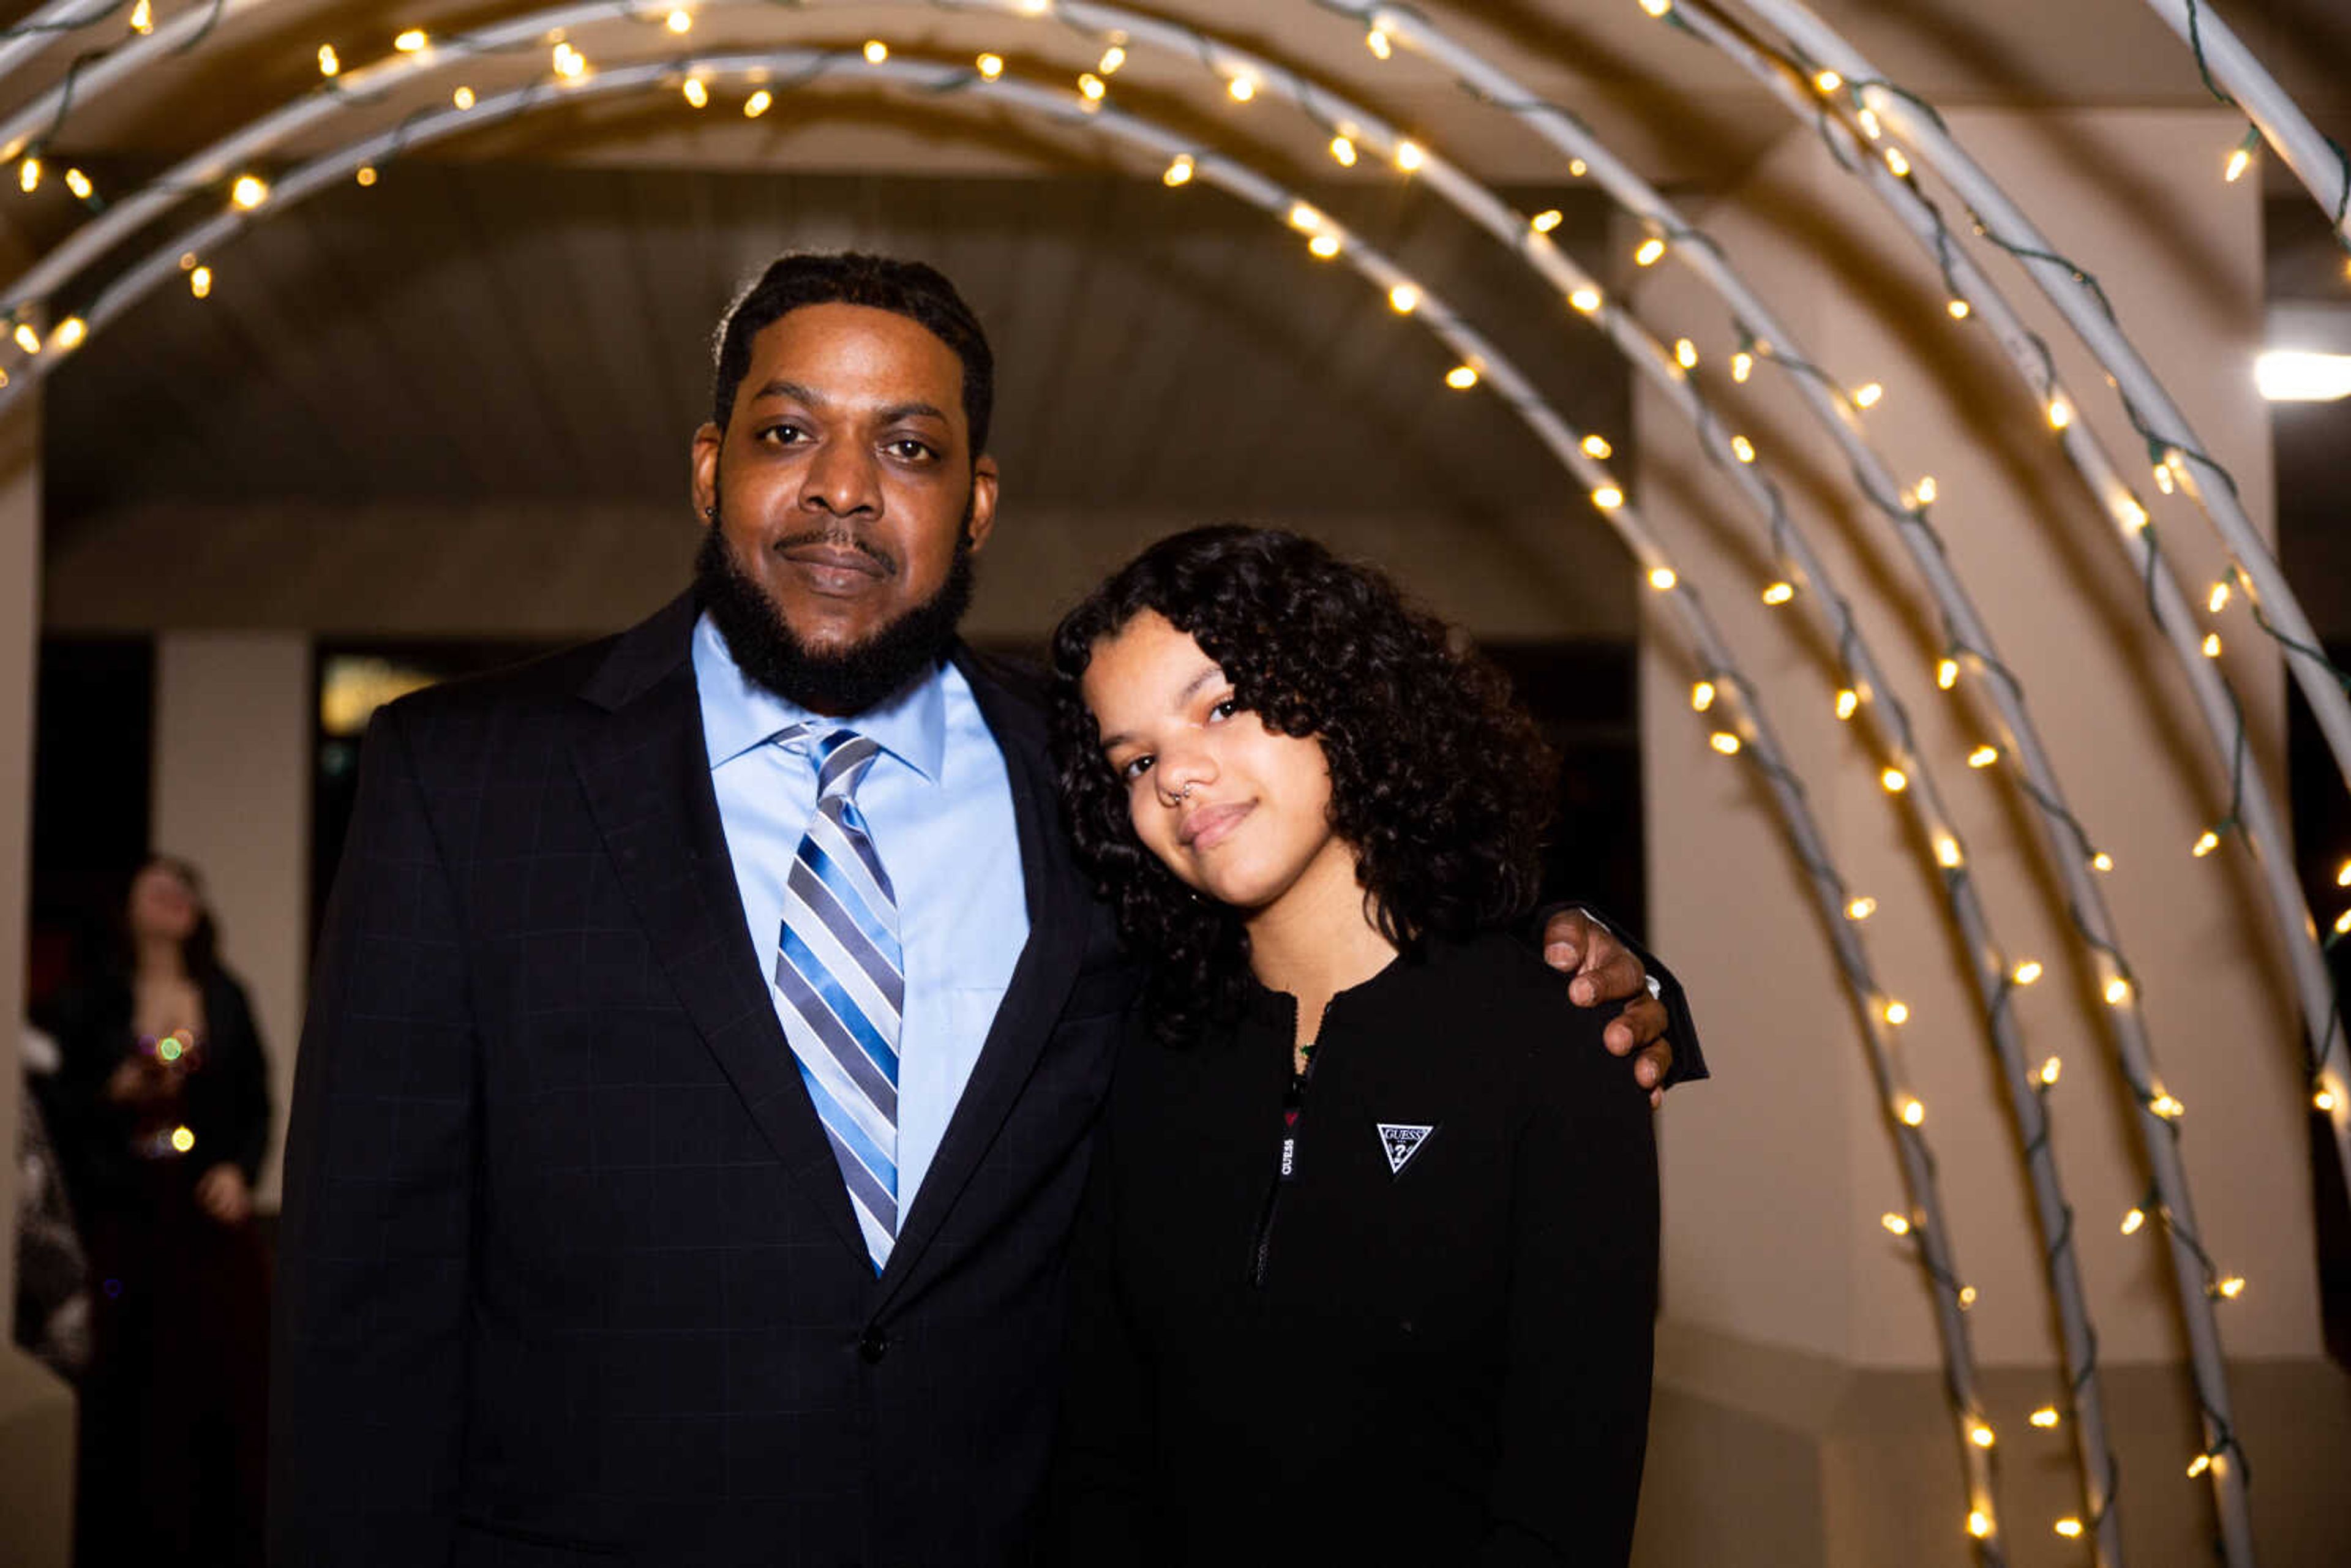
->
[858,1328,888,1364]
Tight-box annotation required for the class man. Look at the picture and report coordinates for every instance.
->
[271,252,1701,1567]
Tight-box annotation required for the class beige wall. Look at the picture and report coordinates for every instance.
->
[1634,105,2341,1563]
[151,633,312,1206]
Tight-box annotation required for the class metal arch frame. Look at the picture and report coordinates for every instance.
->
[6,40,2020,1564]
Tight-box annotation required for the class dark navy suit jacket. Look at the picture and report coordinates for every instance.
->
[270,591,1134,1567]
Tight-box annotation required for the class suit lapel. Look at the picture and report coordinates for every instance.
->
[876,647,1090,1306]
[570,593,872,1269]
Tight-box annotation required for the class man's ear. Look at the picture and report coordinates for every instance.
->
[691,422,723,523]
[966,454,1002,554]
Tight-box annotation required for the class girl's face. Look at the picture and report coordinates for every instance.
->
[127,862,200,945]
[1081,610,1354,920]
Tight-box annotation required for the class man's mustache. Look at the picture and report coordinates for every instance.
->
[769,527,899,577]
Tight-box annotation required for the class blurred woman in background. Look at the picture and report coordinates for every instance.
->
[39,855,271,1567]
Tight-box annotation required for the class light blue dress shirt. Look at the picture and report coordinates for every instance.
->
[691,611,1029,1210]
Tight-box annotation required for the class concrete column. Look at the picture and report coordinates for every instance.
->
[151,633,310,1207]
[1629,107,2345,1566]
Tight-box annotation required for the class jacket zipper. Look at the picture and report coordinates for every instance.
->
[1249,1005,1328,1288]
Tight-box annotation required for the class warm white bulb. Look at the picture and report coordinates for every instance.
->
[1854,381,1883,408]
[1161,156,1193,187]
[667,9,694,34]
[1581,433,1612,459]
[1761,580,1793,605]
[744,89,773,118]
[1329,136,1357,167]
[230,174,269,210]
[1569,287,1602,315]
[1635,237,1667,267]
[976,53,1005,81]
[1690,681,1715,712]
[1530,209,1563,234]
[1445,364,1479,391]
[1709,731,1741,756]
[1845,896,1876,921]
[2257,350,2351,402]
[1645,564,1674,588]
[2013,960,2042,986]
[681,77,708,108]
[1388,283,1419,315]
[1968,745,1999,768]
[1884,1000,1910,1026]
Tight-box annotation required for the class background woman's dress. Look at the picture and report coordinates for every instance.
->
[40,969,272,1568]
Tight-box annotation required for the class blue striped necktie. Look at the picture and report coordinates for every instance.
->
[772,724,903,1271]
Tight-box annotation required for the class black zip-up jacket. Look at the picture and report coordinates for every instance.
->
[1054,930,1660,1566]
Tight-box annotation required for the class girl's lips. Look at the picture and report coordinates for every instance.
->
[1180,800,1252,850]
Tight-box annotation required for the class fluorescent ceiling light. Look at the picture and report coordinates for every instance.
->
[2257,349,2351,402]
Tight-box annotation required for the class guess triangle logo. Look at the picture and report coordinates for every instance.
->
[1378,1122,1436,1176]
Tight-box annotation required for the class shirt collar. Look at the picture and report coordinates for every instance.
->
[691,610,948,784]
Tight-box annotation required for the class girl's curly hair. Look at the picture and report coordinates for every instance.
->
[1050,525,1557,1047]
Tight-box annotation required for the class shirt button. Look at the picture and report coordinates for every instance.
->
[858,1328,889,1364]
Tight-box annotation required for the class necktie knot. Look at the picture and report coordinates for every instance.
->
[776,722,883,805]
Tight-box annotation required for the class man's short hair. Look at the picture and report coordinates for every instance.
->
[709,252,996,454]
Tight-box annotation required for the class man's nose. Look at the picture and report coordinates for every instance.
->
[799,438,880,517]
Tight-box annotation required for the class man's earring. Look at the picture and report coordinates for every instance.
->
[702,505,716,520]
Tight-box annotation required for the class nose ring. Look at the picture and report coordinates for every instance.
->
[1180,782,1194,800]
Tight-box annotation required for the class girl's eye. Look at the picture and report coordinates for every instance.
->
[1207,699,1238,722]
[1118,754,1154,782]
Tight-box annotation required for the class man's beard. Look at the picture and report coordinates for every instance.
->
[694,492,978,717]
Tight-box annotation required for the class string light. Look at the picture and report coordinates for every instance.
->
[1569,287,1602,314]
[2338,910,2351,937]
[1835,688,1859,720]
[1732,435,1757,463]
[1592,486,1627,511]
[189,265,212,299]
[1900,1097,1925,1126]
[1366,27,1393,59]
[1329,135,1357,167]
[1854,381,1883,408]
[1288,201,1321,232]
[2192,830,2221,857]
[2091,851,2114,872]
[2030,1407,2060,1428]
[1646,563,1675,588]
[1387,283,1419,314]
[2339,861,2350,887]
[51,316,85,351]
[1445,364,1479,390]
[1635,236,1667,266]
[2317,1089,2339,1112]
[1581,433,1612,459]
[861,40,889,66]
[1161,155,1193,187]
[744,89,773,118]
[1967,1510,1991,1540]
[1307,233,1341,260]
[2208,580,2231,613]
[1884,1000,1911,1026]
[682,77,708,108]
[1885,147,1911,178]
[2188,1453,2213,1477]
[2115,496,2150,531]
[1858,108,1883,140]
[1761,580,1793,604]
[1937,658,1959,689]
[2104,977,2132,1006]
[2224,139,2255,184]
[1846,896,1877,921]
[64,168,91,200]
[2202,632,2223,658]
[977,53,1005,80]
[2121,1207,2146,1235]
[1078,72,1106,102]
[2214,1275,2246,1299]
[1690,681,1716,711]
[1882,767,1908,793]
[318,44,340,77]
[2154,462,2177,494]
[452,86,476,110]
[1569,158,1588,176]
[1709,731,1742,756]
[1638,0,1673,17]
[1394,141,1425,172]
[2039,1056,2061,1086]
[356,165,378,187]
[2012,959,2043,985]
[170,1125,196,1154]
[1732,351,1753,382]
[1881,1212,1911,1236]
[1816,69,1842,92]
[130,0,153,34]
[1914,476,1938,505]
[1968,745,2000,768]
[666,9,694,34]
[1674,337,1698,369]
[2055,1518,2085,1539]
[2047,397,2074,429]
[1969,1422,1995,1449]
[230,174,269,211]
[2151,1092,2184,1119]
[1226,74,1256,103]
[1935,836,1963,868]
[1948,298,1972,320]
[394,28,429,53]
[1530,209,1563,233]
[17,156,37,194]
[1098,45,1127,75]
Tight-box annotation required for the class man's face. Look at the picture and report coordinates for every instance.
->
[692,302,999,668]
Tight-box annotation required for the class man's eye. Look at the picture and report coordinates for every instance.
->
[756,423,806,445]
[1118,754,1154,781]
[886,438,937,462]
